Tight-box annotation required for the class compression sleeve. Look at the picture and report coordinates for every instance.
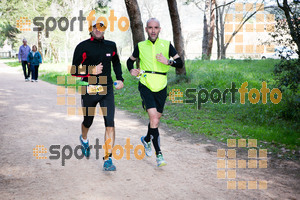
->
[112,45,124,82]
[127,45,139,72]
[169,43,177,57]
[127,57,136,72]
[171,57,183,68]
[132,45,139,58]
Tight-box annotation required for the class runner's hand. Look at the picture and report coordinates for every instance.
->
[92,63,103,75]
[130,68,140,76]
[156,53,168,65]
[114,80,124,90]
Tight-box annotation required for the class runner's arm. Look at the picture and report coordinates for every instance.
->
[169,44,183,68]
[71,44,89,77]
[112,44,124,82]
[127,45,139,72]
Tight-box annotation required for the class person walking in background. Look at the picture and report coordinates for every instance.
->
[27,45,42,82]
[18,39,31,81]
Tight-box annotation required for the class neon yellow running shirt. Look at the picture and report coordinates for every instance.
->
[138,38,170,92]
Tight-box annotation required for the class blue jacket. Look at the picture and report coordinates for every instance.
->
[27,51,42,65]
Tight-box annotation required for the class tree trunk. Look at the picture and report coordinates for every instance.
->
[216,2,220,60]
[202,0,209,59]
[64,30,69,63]
[167,0,186,75]
[124,0,145,68]
[124,0,145,47]
[207,0,216,59]
[220,2,226,59]
[37,27,43,59]
[213,0,238,59]
[202,0,215,60]
[277,0,300,56]
[50,43,58,63]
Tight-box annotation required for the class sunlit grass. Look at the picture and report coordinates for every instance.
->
[5,59,299,156]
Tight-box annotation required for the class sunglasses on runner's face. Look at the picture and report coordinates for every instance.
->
[93,23,104,28]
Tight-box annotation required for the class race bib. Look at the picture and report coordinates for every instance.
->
[87,85,104,94]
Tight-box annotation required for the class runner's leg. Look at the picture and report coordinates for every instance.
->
[81,123,89,140]
[99,85,115,159]
[81,94,99,139]
[148,108,162,155]
[144,123,151,142]
[104,127,115,158]
[139,82,156,142]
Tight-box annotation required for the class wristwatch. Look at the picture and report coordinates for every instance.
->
[168,59,173,65]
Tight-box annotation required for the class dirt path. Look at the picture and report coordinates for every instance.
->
[0,61,299,200]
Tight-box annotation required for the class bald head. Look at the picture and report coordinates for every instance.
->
[145,18,161,42]
[146,18,160,28]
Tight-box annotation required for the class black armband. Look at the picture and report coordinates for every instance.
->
[127,58,136,72]
[171,57,183,68]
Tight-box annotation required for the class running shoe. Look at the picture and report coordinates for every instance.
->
[156,153,167,167]
[141,136,152,157]
[79,135,90,158]
[103,157,116,171]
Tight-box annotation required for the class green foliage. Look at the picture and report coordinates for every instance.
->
[4,61,19,67]
[263,17,298,53]
[275,0,300,56]
[40,71,68,85]
[7,59,298,153]
[273,59,300,120]
[274,59,300,93]
[0,23,20,47]
[39,71,83,88]
[95,0,111,13]
[115,59,299,151]
[0,0,103,63]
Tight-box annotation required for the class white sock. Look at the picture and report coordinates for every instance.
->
[82,137,88,143]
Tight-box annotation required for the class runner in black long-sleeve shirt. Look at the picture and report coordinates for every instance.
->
[71,21,124,171]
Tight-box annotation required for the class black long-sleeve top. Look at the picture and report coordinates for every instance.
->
[71,36,124,85]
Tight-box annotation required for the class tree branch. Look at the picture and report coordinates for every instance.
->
[224,5,272,49]
[211,0,236,13]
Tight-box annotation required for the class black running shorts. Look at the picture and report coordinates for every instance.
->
[81,85,115,127]
[138,82,167,113]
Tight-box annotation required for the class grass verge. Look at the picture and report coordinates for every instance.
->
[5,59,299,158]
[114,59,299,159]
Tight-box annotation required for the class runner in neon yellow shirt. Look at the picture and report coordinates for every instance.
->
[127,18,183,167]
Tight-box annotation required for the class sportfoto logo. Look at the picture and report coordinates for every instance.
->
[217,139,268,190]
[169,81,282,109]
[33,138,145,166]
[225,3,276,54]
[56,75,108,116]
[16,17,31,32]
[17,10,129,37]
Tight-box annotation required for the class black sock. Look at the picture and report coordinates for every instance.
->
[150,127,162,155]
[144,123,151,143]
[103,153,112,160]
